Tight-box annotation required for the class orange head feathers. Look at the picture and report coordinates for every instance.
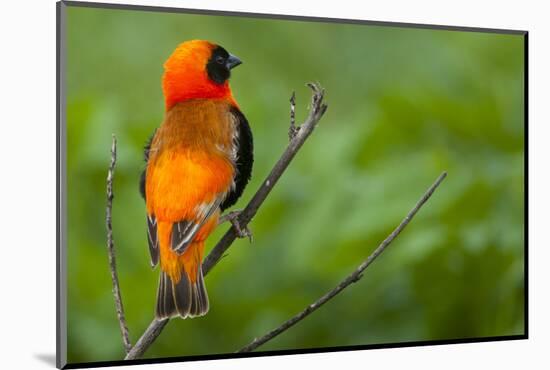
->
[162,40,242,110]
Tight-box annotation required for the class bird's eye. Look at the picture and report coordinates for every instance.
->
[216,56,225,64]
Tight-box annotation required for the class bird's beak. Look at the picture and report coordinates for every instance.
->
[226,54,242,70]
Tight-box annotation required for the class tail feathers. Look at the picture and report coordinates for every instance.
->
[189,267,209,317]
[156,268,209,319]
[156,272,177,319]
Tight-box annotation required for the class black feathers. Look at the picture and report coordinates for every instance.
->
[147,215,159,267]
[155,269,209,319]
[206,46,231,84]
[220,107,254,211]
[156,272,177,319]
[171,220,199,255]
[171,197,222,255]
[139,130,156,200]
[172,272,192,318]
[189,267,209,317]
[142,131,159,267]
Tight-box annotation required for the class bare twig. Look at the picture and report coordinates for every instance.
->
[288,91,297,140]
[126,318,169,358]
[237,171,448,353]
[124,83,328,360]
[202,83,327,276]
[106,134,132,354]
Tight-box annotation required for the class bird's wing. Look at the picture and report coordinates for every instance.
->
[147,214,159,267]
[220,107,254,211]
[139,129,157,201]
[142,130,160,266]
[172,197,223,255]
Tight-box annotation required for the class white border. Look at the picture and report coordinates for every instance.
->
[1,0,546,369]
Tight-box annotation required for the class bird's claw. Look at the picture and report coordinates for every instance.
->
[220,210,253,242]
[232,218,253,242]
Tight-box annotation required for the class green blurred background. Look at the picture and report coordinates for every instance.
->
[65,4,525,364]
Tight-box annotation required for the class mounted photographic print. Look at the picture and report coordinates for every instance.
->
[56,1,527,368]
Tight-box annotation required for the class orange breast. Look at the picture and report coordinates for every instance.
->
[147,149,233,221]
[145,98,237,222]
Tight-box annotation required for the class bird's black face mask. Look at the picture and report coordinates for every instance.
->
[207,46,242,84]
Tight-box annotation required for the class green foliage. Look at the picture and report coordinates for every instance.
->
[65,6,524,363]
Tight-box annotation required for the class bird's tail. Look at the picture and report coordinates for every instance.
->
[156,266,209,319]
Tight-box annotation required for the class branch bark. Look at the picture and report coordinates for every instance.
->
[124,83,328,360]
[237,171,447,353]
[106,134,132,354]
[202,82,327,276]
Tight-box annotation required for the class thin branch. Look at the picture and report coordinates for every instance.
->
[202,82,327,276]
[237,171,448,353]
[125,318,168,358]
[106,134,132,354]
[124,83,328,360]
[288,91,297,140]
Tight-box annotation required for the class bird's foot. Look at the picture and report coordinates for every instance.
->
[219,210,253,242]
